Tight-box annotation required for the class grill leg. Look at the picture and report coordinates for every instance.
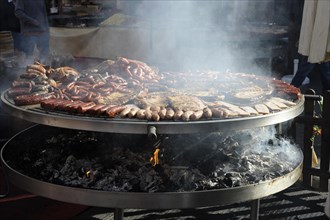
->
[250,199,260,220]
[114,208,124,220]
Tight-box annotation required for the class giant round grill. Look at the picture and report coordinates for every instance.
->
[0,57,304,220]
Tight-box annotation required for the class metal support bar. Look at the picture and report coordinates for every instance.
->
[148,126,157,141]
[250,199,260,220]
[302,89,316,187]
[114,208,124,220]
[320,90,330,191]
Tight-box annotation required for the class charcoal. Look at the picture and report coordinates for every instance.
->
[4,126,302,193]
[224,172,243,187]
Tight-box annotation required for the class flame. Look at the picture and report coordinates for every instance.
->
[150,148,160,167]
[86,170,92,178]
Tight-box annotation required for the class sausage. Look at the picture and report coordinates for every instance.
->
[118,57,130,64]
[20,72,39,79]
[158,107,167,119]
[11,80,33,88]
[52,100,73,110]
[128,107,140,118]
[64,101,84,112]
[182,111,194,121]
[136,109,146,119]
[120,107,132,118]
[145,109,153,120]
[96,104,114,115]
[77,102,96,114]
[75,81,92,87]
[26,64,47,74]
[41,99,68,110]
[66,81,76,90]
[26,64,46,74]
[124,66,133,77]
[13,92,55,106]
[85,104,106,115]
[70,95,86,101]
[203,107,212,119]
[151,111,160,121]
[26,68,44,76]
[173,110,184,121]
[7,87,32,97]
[106,105,126,118]
[51,100,70,111]
[165,108,175,120]
[190,110,203,121]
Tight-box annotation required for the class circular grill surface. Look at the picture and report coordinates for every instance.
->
[1,91,304,134]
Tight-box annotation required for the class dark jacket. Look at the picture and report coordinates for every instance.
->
[14,0,49,34]
[0,0,20,32]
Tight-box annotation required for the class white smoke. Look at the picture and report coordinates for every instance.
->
[116,0,286,74]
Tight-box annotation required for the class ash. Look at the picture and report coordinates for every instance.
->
[5,126,302,193]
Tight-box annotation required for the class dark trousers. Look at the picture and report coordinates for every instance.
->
[291,55,330,91]
[20,32,50,60]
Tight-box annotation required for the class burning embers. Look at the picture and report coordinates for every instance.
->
[3,126,302,193]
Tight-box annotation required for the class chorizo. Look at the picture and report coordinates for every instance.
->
[77,102,96,114]
[7,87,32,97]
[13,92,55,106]
[85,104,106,115]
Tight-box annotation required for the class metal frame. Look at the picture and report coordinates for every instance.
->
[0,124,303,210]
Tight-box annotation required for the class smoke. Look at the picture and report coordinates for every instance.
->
[238,126,302,167]
[116,0,284,74]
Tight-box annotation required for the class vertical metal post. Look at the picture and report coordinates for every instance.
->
[303,89,316,187]
[250,199,260,220]
[114,208,124,220]
[320,90,330,191]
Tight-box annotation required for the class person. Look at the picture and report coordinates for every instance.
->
[290,0,330,92]
[14,0,50,61]
[291,55,330,91]
[0,0,23,52]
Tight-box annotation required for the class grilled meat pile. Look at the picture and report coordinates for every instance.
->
[6,57,301,121]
